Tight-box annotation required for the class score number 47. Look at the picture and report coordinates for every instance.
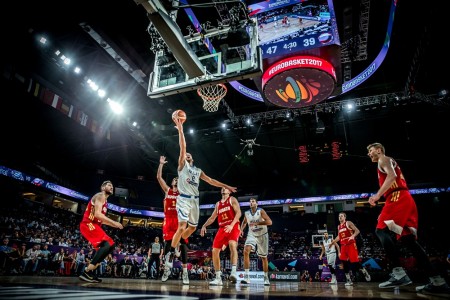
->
[265,45,278,55]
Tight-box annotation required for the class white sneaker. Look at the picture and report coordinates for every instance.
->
[241,274,250,285]
[361,268,371,282]
[264,276,270,286]
[229,272,237,283]
[209,277,223,286]
[330,275,337,284]
[182,271,189,285]
[161,267,170,282]
[345,280,353,286]
[174,246,181,258]
[164,252,173,269]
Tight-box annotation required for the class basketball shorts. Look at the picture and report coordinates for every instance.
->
[212,223,240,249]
[339,242,359,263]
[80,222,114,250]
[176,194,199,227]
[377,190,418,239]
[245,233,269,257]
[163,216,178,241]
[326,251,337,267]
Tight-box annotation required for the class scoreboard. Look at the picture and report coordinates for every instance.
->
[248,0,340,60]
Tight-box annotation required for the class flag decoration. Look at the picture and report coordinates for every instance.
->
[60,101,71,116]
[27,79,42,98]
[51,94,63,110]
[25,77,110,140]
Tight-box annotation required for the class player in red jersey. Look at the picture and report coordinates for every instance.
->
[79,180,123,283]
[157,156,189,284]
[330,212,370,286]
[367,143,449,294]
[200,187,241,286]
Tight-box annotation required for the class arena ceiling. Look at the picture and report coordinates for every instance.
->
[2,0,449,206]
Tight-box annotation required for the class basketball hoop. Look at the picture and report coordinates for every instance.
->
[197,83,227,112]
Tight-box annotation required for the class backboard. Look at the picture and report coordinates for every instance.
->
[147,23,263,98]
[312,234,334,248]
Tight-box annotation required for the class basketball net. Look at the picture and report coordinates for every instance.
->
[197,83,227,112]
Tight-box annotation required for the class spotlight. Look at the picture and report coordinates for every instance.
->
[438,89,449,99]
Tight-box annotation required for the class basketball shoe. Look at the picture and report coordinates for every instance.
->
[182,271,189,285]
[229,272,237,283]
[209,277,223,286]
[174,246,181,258]
[79,269,102,283]
[161,267,171,282]
[164,251,173,269]
[330,274,337,284]
[379,267,412,288]
[416,276,450,295]
[361,268,371,281]
[241,273,250,285]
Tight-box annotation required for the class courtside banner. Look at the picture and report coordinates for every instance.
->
[269,271,301,282]
[236,271,264,283]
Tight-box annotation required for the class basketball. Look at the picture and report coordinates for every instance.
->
[172,109,187,124]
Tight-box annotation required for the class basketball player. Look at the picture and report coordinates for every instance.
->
[165,117,237,278]
[330,212,371,286]
[200,187,241,286]
[367,143,449,294]
[157,156,190,283]
[79,180,123,283]
[319,232,340,284]
[240,198,272,286]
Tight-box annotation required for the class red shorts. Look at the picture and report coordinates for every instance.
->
[339,242,359,263]
[79,222,114,250]
[163,216,178,241]
[213,223,240,249]
[377,190,418,239]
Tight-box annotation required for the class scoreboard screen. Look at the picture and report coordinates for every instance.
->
[248,0,340,59]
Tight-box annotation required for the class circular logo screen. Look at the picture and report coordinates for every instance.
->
[262,56,336,108]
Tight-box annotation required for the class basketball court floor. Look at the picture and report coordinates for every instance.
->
[0,276,444,300]
[258,17,320,44]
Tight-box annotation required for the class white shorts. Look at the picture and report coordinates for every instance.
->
[326,252,337,267]
[176,194,199,227]
[244,233,269,257]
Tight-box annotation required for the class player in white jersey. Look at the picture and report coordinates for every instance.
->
[240,198,272,286]
[164,116,237,282]
[319,232,340,284]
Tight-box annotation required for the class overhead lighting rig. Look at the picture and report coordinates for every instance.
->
[227,92,418,125]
